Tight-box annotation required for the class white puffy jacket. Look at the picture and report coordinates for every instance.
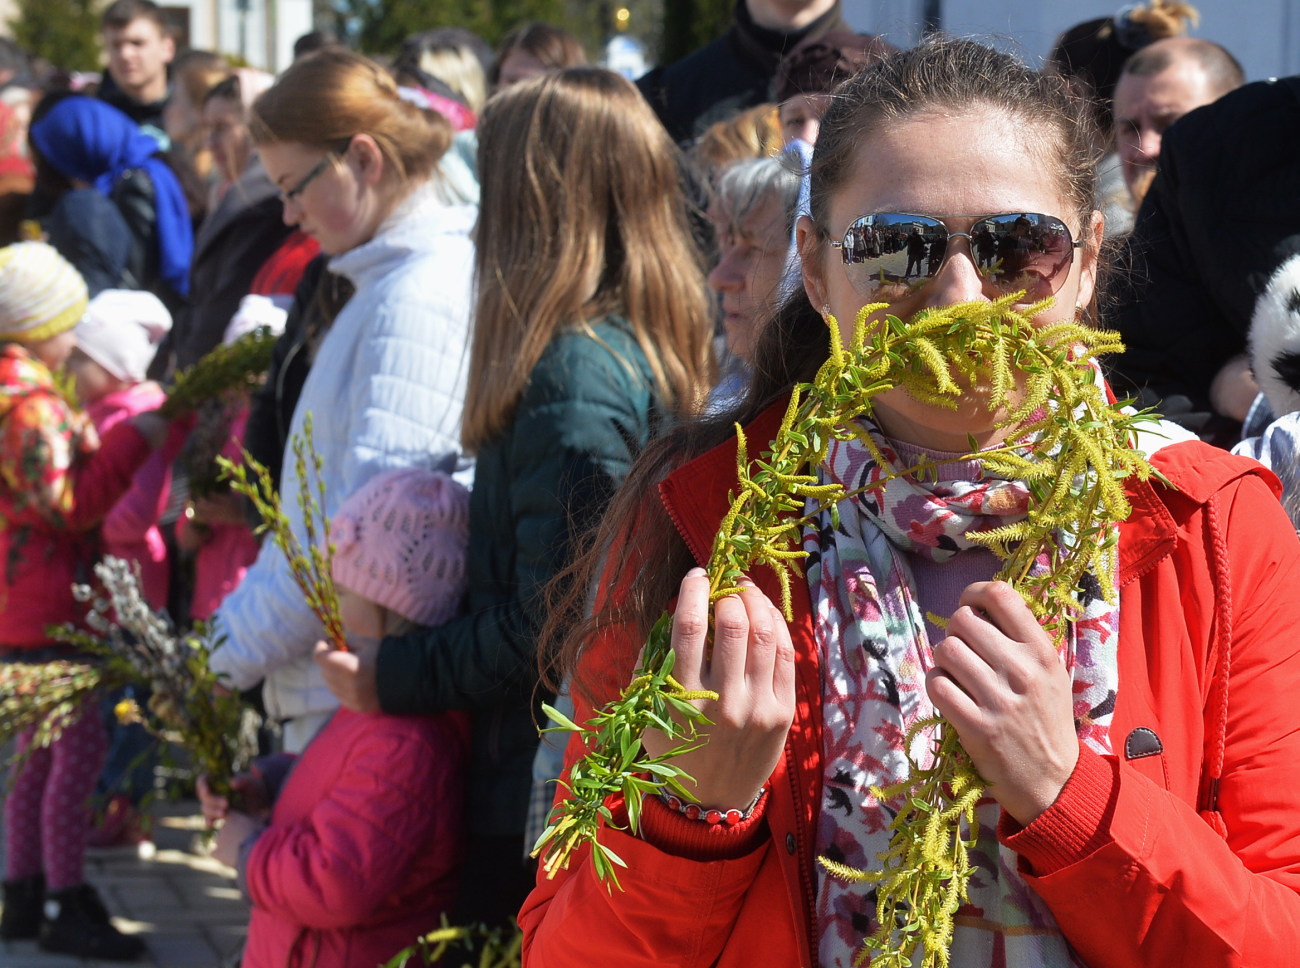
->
[210,182,474,722]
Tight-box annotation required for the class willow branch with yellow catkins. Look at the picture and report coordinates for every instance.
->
[535,293,1161,967]
[217,413,346,652]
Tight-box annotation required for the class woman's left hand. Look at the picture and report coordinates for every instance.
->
[926,580,1079,826]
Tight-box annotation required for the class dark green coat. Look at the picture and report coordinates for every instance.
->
[375,316,666,836]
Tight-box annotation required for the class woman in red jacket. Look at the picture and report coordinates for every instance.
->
[521,38,1300,968]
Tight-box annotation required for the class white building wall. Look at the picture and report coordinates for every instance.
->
[842,0,1300,81]
[214,0,312,72]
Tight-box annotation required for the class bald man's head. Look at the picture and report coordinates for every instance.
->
[1114,37,1245,203]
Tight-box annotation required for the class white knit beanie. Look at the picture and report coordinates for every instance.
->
[75,289,173,383]
[0,241,89,344]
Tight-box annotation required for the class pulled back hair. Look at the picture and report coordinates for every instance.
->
[544,37,1106,698]
[171,49,227,110]
[394,29,493,114]
[1050,0,1199,130]
[249,48,450,184]
[463,66,713,454]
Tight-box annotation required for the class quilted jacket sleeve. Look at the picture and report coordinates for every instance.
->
[1002,468,1300,967]
[243,721,462,928]
[211,256,471,697]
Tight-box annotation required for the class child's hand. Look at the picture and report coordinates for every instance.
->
[314,638,380,713]
[198,771,269,826]
[194,492,247,527]
[212,810,263,870]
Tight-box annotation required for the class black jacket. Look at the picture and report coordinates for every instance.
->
[166,158,293,370]
[374,317,668,838]
[45,168,179,311]
[636,0,846,145]
[243,254,353,492]
[1107,77,1300,418]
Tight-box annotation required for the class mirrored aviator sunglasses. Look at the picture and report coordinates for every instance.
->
[830,212,1084,302]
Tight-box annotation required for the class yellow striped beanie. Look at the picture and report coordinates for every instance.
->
[0,241,89,344]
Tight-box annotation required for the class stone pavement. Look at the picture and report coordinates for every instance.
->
[0,799,249,968]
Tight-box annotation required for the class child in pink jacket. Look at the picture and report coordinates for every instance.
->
[67,290,174,853]
[200,467,471,968]
[68,289,174,609]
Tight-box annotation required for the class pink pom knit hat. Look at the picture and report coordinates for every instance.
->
[329,467,470,628]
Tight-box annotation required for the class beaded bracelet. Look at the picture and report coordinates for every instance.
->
[660,786,767,826]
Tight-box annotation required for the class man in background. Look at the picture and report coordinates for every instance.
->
[98,0,175,148]
[1112,36,1244,209]
[637,0,853,145]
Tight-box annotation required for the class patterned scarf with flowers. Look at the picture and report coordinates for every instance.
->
[807,416,1120,968]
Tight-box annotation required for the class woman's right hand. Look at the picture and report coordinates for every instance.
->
[640,568,796,812]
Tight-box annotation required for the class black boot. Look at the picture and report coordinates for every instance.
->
[0,873,44,940]
[38,883,145,961]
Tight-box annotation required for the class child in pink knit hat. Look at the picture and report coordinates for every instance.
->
[198,468,472,968]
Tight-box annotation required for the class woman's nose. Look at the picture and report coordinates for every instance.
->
[920,237,988,308]
[708,246,745,294]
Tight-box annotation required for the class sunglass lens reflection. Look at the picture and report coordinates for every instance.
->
[840,213,1075,300]
[973,214,1074,298]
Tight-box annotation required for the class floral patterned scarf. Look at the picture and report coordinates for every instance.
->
[806,419,1120,968]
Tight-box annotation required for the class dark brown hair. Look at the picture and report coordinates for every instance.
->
[100,0,167,32]
[488,22,587,88]
[544,37,1108,700]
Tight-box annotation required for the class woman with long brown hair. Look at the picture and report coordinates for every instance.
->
[316,65,713,927]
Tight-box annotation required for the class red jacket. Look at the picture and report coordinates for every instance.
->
[520,401,1300,967]
[242,707,470,968]
[0,345,152,647]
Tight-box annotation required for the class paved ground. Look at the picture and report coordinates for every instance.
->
[0,799,249,968]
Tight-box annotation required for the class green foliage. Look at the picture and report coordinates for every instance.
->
[7,0,100,72]
[537,293,1162,965]
[159,326,277,419]
[381,917,522,968]
[218,414,346,652]
[36,557,255,797]
[348,0,580,57]
[531,614,718,887]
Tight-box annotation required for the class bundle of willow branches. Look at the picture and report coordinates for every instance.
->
[0,659,117,753]
[217,413,347,652]
[535,293,1160,965]
[159,325,277,418]
[381,918,522,968]
[34,557,257,797]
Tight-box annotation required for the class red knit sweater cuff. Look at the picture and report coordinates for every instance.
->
[634,791,770,861]
[998,742,1118,875]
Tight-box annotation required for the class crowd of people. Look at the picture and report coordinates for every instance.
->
[2,0,1300,965]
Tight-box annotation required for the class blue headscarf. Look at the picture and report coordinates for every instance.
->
[31,97,193,297]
